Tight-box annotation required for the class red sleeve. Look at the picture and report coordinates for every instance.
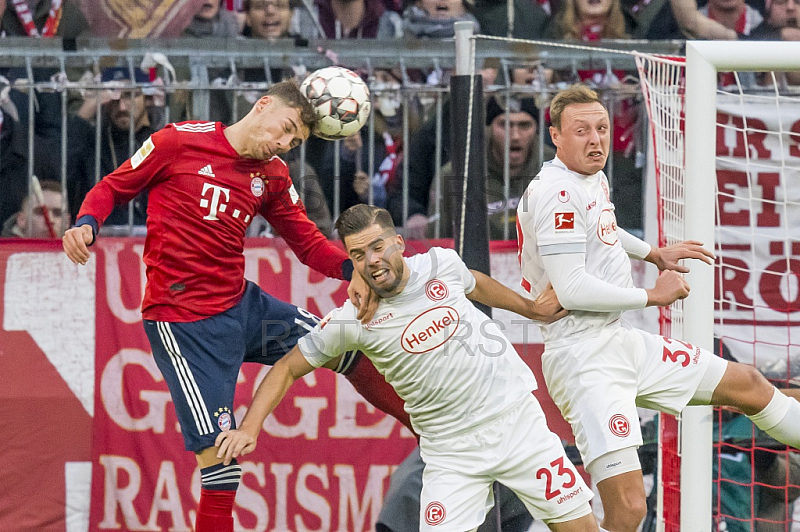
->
[262,171,349,281]
[77,127,174,227]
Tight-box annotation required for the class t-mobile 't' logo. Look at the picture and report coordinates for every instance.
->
[200,183,230,221]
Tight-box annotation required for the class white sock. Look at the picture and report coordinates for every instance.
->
[747,388,800,448]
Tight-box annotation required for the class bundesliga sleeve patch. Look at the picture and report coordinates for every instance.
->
[288,184,300,204]
[554,212,575,232]
[131,136,155,169]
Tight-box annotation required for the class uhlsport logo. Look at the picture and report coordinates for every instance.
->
[425,279,448,302]
[425,502,446,526]
[597,208,618,245]
[401,306,459,354]
[608,414,630,437]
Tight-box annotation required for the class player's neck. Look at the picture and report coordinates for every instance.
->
[223,122,249,157]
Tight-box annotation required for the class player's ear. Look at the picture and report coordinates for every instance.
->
[256,95,272,111]
[396,234,405,251]
[549,125,560,147]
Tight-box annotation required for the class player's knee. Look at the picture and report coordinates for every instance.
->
[720,363,773,414]
[602,493,646,531]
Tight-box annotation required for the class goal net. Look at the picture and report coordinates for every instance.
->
[636,42,800,532]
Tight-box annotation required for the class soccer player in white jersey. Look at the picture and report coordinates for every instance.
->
[516,84,800,532]
[216,204,601,531]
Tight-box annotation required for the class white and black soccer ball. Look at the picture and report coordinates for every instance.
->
[300,66,371,141]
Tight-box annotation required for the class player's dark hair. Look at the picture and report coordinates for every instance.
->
[266,80,317,129]
[549,84,606,130]
[335,204,396,245]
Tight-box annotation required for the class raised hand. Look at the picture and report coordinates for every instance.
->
[649,240,715,273]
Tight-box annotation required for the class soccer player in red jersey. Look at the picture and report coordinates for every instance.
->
[62,81,408,532]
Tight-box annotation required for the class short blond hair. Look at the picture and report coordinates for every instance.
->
[549,84,605,130]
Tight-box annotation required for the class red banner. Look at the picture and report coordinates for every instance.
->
[88,238,417,531]
[0,238,571,531]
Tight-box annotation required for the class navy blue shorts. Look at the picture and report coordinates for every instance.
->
[143,281,321,452]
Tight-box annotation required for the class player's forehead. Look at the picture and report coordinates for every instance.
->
[562,102,608,126]
[345,224,394,252]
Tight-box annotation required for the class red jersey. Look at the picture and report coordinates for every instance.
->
[78,121,349,322]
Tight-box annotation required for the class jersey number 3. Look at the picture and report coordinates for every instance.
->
[662,338,693,368]
[536,456,577,501]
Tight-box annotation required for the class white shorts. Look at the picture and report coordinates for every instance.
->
[542,324,727,468]
[418,394,593,531]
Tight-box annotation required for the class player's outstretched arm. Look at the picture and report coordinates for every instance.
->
[646,240,715,273]
[467,270,568,324]
[62,225,95,265]
[215,347,315,465]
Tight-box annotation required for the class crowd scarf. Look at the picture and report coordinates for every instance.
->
[10,0,63,37]
[581,22,604,40]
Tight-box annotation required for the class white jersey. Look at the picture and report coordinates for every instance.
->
[298,247,537,438]
[517,157,636,345]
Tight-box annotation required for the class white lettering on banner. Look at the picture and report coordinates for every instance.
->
[335,465,389,532]
[234,462,269,532]
[286,249,342,315]
[271,463,293,531]
[98,455,149,530]
[103,459,394,531]
[200,183,231,221]
[244,366,328,439]
[146,461,190,531]
[103,240,146,325]
[101,349,173,432]
[296,464,331,532]
[329,374,407,439]
[243,247,284,281]
[3,252,96,415]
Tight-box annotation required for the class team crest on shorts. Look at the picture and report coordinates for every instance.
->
[608,414,630,437]
[425,501,446,526]
[250,176,264,197]
[215,407,233,431]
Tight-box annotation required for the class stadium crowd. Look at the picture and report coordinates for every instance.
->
[1,0,799,240]
[3,1,800,531]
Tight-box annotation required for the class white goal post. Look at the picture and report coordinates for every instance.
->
[641,41,800,532]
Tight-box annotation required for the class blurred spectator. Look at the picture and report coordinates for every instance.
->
[699,0,763,35]
[751,0,800,38]
[243,0,299,39]
[304,126,387,218]
[1,179,66,238]
[400,0,480,37]
[634,0,737,38]
[0,71,64,225]
[470,0,550,38]
[436,95,554,241]
[291,0,402,38]
[183,0,242,37]
[0,0,89,38]
[545,0,634,39]
[67,67,158,226]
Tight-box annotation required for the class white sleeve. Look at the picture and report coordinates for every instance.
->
[618,228,652,261]
[297,304,361,368]
[541,252,648,311]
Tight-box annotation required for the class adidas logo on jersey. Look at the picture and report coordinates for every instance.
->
[198,165,216,177]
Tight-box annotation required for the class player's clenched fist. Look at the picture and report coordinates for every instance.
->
[62,225,94,265]
[645,270,690,307]
[215,430,257,466]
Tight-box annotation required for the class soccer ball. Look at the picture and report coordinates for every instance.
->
[300,66,371,141]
